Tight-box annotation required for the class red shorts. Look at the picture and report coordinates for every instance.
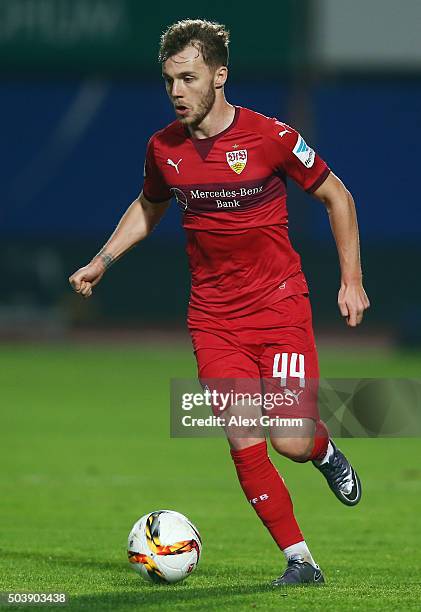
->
[188,294,319,420]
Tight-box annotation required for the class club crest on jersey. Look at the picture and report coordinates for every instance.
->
[226,149,248,174]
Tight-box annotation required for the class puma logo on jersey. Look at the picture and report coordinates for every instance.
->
[284,388,304,404]
[167,158,182,174]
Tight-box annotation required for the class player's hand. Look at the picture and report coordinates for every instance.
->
[338,281,370,327]
[68,260,105,298]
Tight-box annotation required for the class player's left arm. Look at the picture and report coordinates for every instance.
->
[312,172,370,327]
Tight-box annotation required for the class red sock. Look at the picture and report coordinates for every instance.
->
[309,420,329,461]
[231,441,303,550]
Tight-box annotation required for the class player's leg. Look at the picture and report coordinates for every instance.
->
[195,346,304,542]
[193,340,322,585]
[311,436,362,507]
[266,357,362,506]
[230,439,323,586]
[264,343,326,464]
[259,295,362,506]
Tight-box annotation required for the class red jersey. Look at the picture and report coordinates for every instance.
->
[143,106,330,317]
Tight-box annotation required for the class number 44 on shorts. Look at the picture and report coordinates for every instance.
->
[272,352,305,388]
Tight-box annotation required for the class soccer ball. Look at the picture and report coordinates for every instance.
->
[127,510,202,584]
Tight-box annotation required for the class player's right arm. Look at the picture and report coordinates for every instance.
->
[69,192,170,298]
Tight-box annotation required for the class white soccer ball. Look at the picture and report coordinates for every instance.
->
[127,510,202,584]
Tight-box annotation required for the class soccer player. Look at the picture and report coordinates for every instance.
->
[69,19,370,586]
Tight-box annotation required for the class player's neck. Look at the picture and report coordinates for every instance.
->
[188,100,235,140]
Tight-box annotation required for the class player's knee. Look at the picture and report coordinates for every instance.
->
[229,437,265,452]
[270,436,314,462]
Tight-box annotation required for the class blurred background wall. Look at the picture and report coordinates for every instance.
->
[0,0,420,343]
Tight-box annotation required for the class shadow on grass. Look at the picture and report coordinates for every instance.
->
[1,549,279,610]
[1,549,126,573]
[68,582,274,610]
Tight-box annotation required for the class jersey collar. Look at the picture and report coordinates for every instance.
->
[187,106,240,161]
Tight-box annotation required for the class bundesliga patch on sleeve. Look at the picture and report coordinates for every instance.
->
[292,135,315,168]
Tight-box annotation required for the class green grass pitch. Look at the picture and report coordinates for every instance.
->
[0,344,420,610]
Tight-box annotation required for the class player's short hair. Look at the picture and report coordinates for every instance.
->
[159,19,229,68]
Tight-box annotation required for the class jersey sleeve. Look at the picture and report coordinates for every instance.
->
[142,136,172,203]
[264,119,330,193]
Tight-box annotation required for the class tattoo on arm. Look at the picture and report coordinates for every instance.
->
[98,250,115,270]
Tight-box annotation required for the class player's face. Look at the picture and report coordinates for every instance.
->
[162,46,217,127]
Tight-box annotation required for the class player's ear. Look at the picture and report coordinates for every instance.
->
[214,66,228,89]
